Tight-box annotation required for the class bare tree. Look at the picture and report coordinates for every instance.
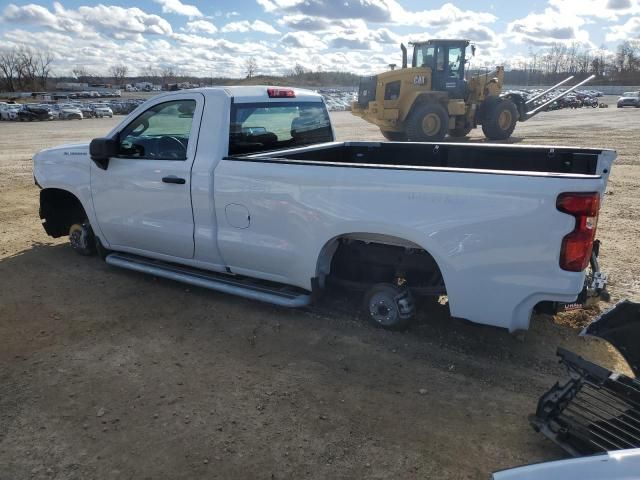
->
[16,46,38,91]
[34,49,54,90]
[293,63,306,76]
[0,46,53,91]
[141,65,159,82]
[72,66,92,83]
[109,64,128,87]
[244,56,257,79]
[160,66,177,85]
[616,41,640,74]
[0,48,20,91]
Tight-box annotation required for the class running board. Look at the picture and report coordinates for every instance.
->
[105,253,311,308]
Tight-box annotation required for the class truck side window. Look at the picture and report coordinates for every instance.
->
[118,100,196,160]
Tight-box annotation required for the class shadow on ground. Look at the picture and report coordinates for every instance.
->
[0,242,626,480]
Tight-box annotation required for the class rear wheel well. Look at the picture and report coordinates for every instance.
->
[317,235,446,295]
[39,189,88,238]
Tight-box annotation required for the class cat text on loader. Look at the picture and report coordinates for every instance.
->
[351,39,595,142]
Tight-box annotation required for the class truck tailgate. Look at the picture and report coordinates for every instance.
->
[530,303,640,456]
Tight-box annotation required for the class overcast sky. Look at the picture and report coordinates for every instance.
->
[0,0,638,78]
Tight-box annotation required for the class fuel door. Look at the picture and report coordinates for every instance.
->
[225,203,250,229]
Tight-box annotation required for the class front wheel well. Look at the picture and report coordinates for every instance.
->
[502,93,526,121]
[39,189,88,238]
[317,235,446,295]
[403,92,449,122]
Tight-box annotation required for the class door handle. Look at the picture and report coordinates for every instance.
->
[162,176,186,184]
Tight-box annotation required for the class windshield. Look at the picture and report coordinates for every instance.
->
[229,101,333,155]
[622,92,637,96]
[414,45,435,68]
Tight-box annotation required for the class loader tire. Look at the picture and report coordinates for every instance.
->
[482,99,518,140]
[380,130,407,141]
[405,103,449,142]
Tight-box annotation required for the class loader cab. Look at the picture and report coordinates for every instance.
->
[412,39,469,99]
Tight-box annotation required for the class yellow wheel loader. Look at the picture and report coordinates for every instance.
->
[351,39,594,142]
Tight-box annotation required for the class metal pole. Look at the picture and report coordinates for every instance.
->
[525,76,574,104]
[524,75,596,119]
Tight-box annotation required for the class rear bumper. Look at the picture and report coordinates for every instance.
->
[537,240,609,314]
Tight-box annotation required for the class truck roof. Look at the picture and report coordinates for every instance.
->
[185,86,324,104]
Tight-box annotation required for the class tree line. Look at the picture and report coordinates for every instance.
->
[3,40,639,93]
[0,47,53,92]
[502,41,640,85]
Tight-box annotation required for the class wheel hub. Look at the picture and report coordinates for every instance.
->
[498,110,512,130]
[421,113,441,136]
[69,224,90,250]
[369,297,397,325]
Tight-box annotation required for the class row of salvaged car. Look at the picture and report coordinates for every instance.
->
[317,89,357,111]
[0,99,146,121]
[503,88,606,110]
[504,88,640,110]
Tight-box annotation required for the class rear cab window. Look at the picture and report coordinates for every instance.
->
[228,101,333,156]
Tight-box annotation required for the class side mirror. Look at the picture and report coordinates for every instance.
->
[89,137,118,170]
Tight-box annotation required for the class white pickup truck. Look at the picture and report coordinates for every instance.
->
[33,86,614,331]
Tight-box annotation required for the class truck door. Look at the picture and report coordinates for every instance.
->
[432,46,466,99]
[90,93,204,259]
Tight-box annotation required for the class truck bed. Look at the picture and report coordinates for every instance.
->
[235,141,608,176]
[218,141,615,331]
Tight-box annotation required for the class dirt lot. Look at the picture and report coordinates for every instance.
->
[1,103,639,480]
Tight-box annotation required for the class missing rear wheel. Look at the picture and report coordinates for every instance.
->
[363,283,415,330]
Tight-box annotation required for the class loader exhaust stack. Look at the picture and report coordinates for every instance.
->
[401,43,407,69]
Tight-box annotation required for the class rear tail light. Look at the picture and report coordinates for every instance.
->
[557,192,600,272]
[267,88,295,98]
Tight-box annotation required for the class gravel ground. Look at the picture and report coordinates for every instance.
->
[1,101,639,480]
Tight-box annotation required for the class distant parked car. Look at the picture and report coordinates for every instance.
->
[617,91,640,108]
[1,105,21,121]
[38,105,59,119]
[17,106,53,121]
[79,105,94,118]
[59,106,83,120]
[92,105,113,118]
